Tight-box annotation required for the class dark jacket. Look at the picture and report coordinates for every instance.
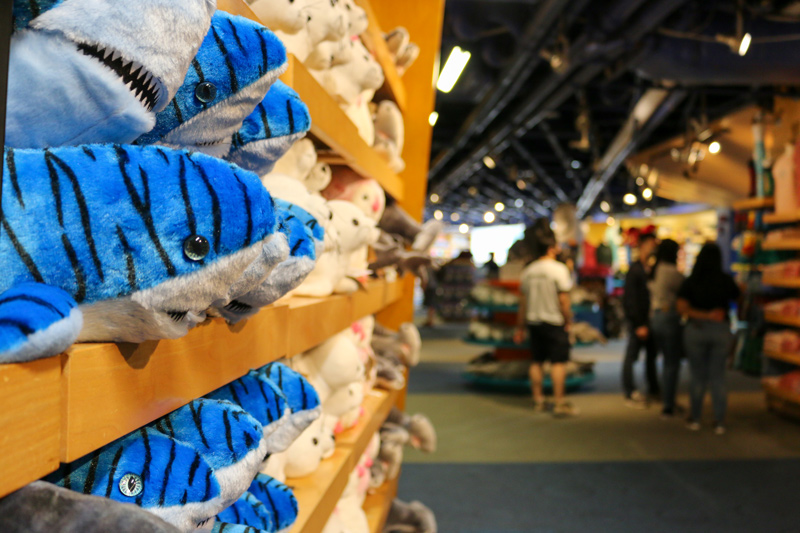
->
[623,261,650,328]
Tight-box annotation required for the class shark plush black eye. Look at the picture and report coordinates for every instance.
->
[119,473,143,497]
[183,235,210,261]
[195,82,217,103]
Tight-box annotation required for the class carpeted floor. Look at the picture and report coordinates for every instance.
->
[397,326,800,532]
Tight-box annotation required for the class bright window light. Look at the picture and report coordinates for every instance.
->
[514,198,524,208]
[483,156,496,169]
[739,32,751,56]
[433,210,443,220]
[450,212,460,222]
[494,202,505,212]
[428,112,439,127]
[600,200,611,213]
[484,212,496,223]
[436,46,471,93]
[642,187,653,200]
[430,193,440,203]
[709,141,721,154]
[459,224,470,234]
[623,193,637,206]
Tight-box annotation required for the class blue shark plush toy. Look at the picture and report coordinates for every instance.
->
[136,11,287,158]
[226,81,312,176]
[215,492,278,532]
[0,143,281,361]
[248,473,299,532]
[8,0,215,148]
[47,427,225,532]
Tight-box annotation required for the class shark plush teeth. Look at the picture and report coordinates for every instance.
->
[8,0,215,148]
[204,374,292,457]
[226,81,312,177]
[0,282,82,364]
[215,201,319,323]
[47,427,224,532]
[256,362,322,443]
[1,144,280,349]
[248,474,299,532]
[215,491,278,532]
[136,11,287,158]
[148,399,268,511]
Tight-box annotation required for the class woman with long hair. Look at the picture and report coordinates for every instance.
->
[650,239,685,417]
[676,242,740,434]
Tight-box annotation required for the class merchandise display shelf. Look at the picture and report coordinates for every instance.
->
[764,210,800,225]
[0,279,403,497]
[463,337,526,350]
[732,197,775,211]
[288,388,399,533]
[762,275,800,288]
[764,312,800,328]
[353,0,408,111]
[763,378,800,420]
[216,0,405,201]
[763,349,800,366]
[761,239,800,251]
[364,477,399,533]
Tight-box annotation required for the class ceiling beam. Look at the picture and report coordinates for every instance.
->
[575,88,687,217]
[538,121,579,180]
[510,139,571,204]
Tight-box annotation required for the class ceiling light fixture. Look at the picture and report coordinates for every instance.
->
[459,224,470,234]
[642,187,653,201]
[571,160,581,169]
[433,210,443,220]
[516,180,527,190]
[483,212,495,223]
[483,156,496,169]
[623,193,637,206]
[430,193,440,203]
[494,202,505,212]
[514,198,524,208]
[428,111,439,127]
[738,32,752,56]
[436,46,471,93]
[600,200,611,213]
[708,141,721,154]
[606,216,616,227]
[450,212,460,222]
[468,186,478,196]
[635,177,645,187]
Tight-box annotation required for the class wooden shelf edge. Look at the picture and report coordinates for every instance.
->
[764,349,800,366]
[364,477,398,533]
[288,388,399,533]
[764,210,800,225]
[762,275,800,288]
[764,312,800,328]
[732,197,774,211]
[762,240,800,251]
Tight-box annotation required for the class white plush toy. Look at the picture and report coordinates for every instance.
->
[268,138,333,195]
[261,415,336,482]
[384,26,420,76]
[248,0,307,34]
[274,0,348,62]
[373,100,405,173]
[329,461,370,533]
[293,199,379,296]
[305,0,368,70]
[323,170,386,222]
[323,39,384,105]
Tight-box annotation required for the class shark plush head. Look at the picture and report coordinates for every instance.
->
[148,399,268,511]
[257,362,321,440]
[226,81,311,177]
[215,491,277,532]
[136,11,287,158]
[8,0,215,148]
[2,144,279,345]
[47,427,224,532]
[248,474,299,532]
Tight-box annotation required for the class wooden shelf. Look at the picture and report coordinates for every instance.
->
[364,478,398,533]
[764,349,800,366]
[764,312,800,328]
[763,377,800,420]
[288,388,399,533]
[353,0,408,112]
[732,197,774,211]
[764,210,800,224]
[762,275,800,288]
[216,0,405,201]
[762,239,800,251]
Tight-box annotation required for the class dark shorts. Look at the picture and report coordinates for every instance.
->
[528,323,570,363]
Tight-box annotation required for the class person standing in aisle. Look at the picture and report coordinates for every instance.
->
[514,225,578,418]
[482,252,500,280]
[622,233,659,408]
[650,239,685,417]
[677,242,740,435]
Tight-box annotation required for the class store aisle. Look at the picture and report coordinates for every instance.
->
[398,327,800,532]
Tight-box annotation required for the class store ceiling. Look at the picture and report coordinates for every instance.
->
[426,0,800,226]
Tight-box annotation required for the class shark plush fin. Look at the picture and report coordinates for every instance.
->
[205,374,292,453]
[46,427,224,532]
[226,81,311,176]
[255,362,321,444]
[248,473,299,532]
[216,491,277,532]
[136,11,288,156]
[0,282,81,364]
[148,399,267,507]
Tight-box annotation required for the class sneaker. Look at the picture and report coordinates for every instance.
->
[625,391,648,410]
[686,420,701,431]
[714,424,726,436]
[531,399,549,413]
[552,401,580,418]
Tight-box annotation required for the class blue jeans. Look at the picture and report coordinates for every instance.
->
[652,310,683,413]
[684,320,732,424]
[623,322,659,398]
